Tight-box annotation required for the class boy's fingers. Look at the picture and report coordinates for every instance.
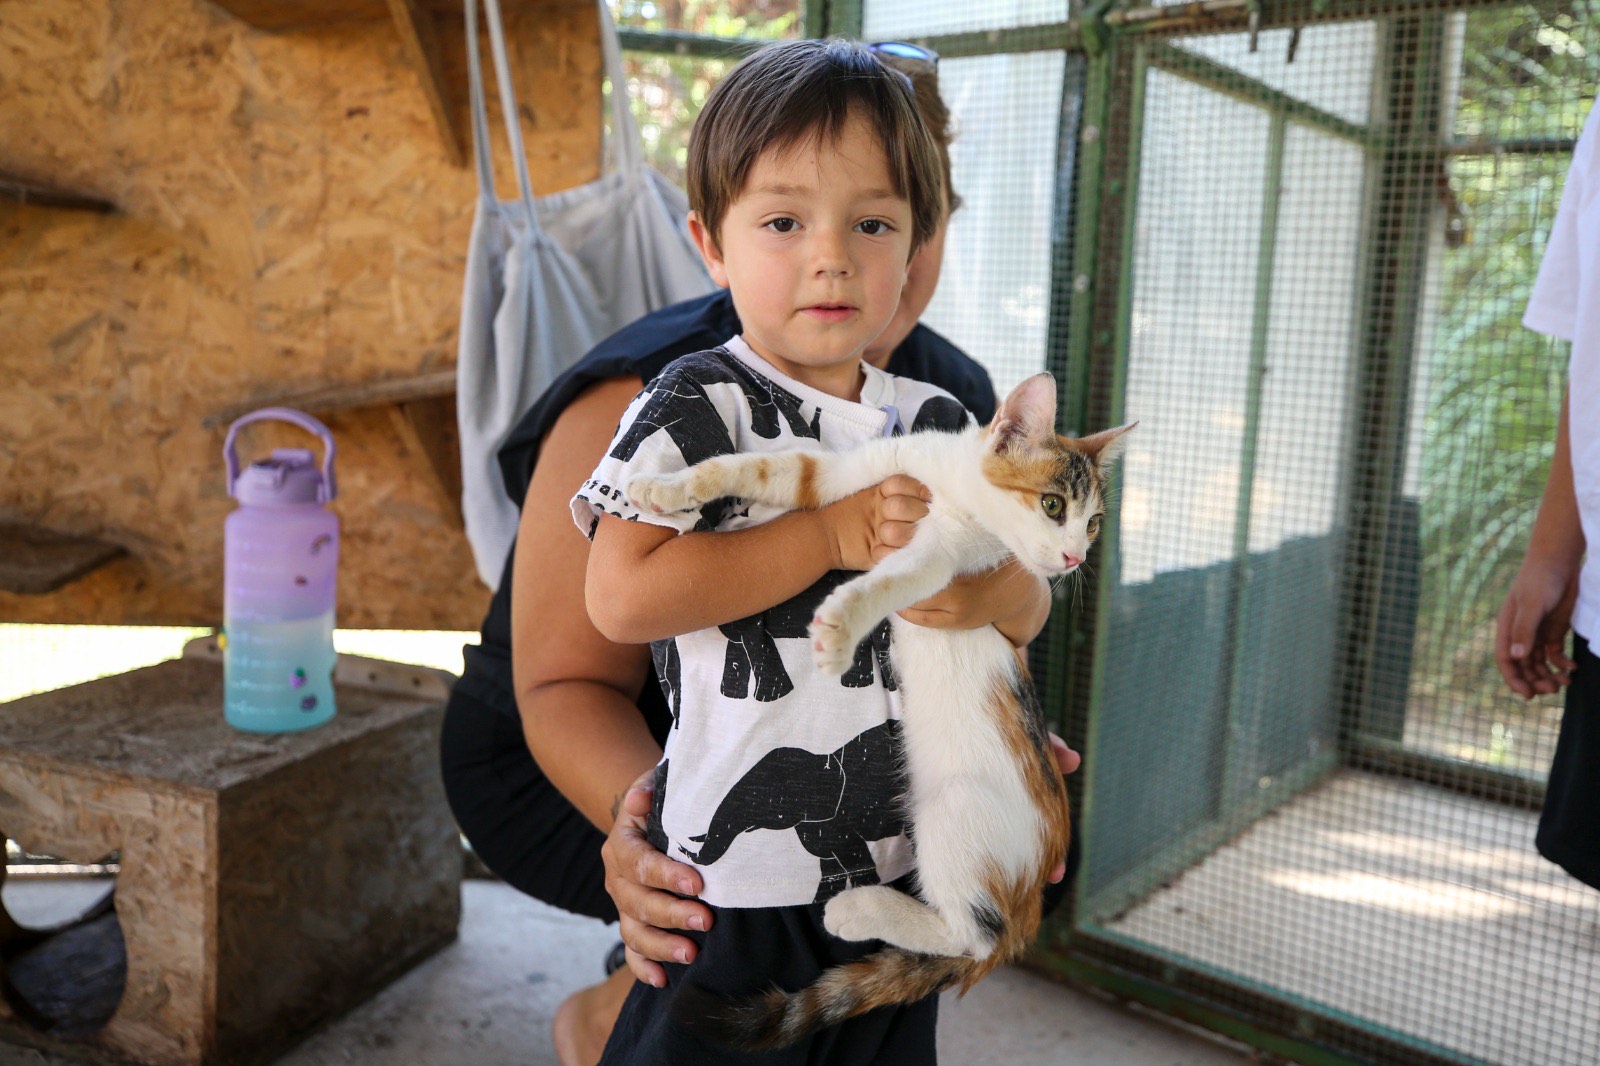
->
[1047,860,1067,884]
[879,474,931,502]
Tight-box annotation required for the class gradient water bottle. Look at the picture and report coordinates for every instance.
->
[222,408,339,733]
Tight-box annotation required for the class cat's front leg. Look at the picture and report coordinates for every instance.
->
[627,450,827,515]
[812,530,957,676]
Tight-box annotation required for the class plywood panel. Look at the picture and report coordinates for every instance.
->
[0,0,603,628]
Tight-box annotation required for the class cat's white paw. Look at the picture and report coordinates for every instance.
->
[626,471,701,515]
[823,887,885,943]
[810,596,862,676]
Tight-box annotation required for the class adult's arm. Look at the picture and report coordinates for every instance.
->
[509,377,716,983]
[1496,391,1585,698]
[511,376,664,829]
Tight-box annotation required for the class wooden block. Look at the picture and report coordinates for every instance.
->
[0,658,460,1066]
[0,523,127,596]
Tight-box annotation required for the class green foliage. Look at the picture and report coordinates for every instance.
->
[612,1,802,185]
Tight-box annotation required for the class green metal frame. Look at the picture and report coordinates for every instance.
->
[607,2,1586,1062]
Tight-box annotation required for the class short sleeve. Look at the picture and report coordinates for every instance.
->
[1524,103,1596,341]
[570,360,738,540]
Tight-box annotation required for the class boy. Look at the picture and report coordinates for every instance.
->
[1495,99,1598,892]
[571,37,967,1065]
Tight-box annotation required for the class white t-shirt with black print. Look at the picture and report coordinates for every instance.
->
[572,335,974,909]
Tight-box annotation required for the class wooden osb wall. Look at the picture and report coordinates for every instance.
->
[0,0,601,629]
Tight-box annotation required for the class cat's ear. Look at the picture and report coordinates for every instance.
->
[1077,421,1138,466]
[989,372,1058,452]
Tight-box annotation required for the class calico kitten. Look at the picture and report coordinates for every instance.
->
[627,371,1133,1049]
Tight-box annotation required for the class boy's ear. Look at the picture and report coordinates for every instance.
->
[687,211,729,290]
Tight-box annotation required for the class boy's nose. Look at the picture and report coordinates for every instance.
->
[810,233,852,276]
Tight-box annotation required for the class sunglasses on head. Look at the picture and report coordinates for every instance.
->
[868,40,939,81]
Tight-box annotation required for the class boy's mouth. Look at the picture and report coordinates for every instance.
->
[801,303,856,322]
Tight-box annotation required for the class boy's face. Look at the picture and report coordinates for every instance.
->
[688,111,915,399]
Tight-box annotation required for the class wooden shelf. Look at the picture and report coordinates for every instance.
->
[0,523,126,596]
[206,371,463,528]
[0,174,115,214]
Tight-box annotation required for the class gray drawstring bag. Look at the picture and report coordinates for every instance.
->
[457,0,714,587]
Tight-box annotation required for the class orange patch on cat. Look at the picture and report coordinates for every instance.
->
[963,658,1073,990]
[795,454,820,510]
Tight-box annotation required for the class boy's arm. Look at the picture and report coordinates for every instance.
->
[586,479,929,645]
[1496,391,1585,698]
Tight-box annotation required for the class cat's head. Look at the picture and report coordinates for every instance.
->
[980,373,1134,577]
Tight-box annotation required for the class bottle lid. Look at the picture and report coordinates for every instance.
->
[224,407,337,504]
[235,448,327,506]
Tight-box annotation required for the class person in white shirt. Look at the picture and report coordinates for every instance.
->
[1495,99,1599,891]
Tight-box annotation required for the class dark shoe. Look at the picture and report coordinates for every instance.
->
[604,940,627,976]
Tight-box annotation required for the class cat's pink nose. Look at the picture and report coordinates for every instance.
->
[1063,553,1083,570]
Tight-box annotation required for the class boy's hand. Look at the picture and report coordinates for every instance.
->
[1495,560,1579,699]
[602,771,714,988]
[824,475,932,571]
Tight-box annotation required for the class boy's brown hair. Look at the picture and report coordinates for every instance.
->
[687,38,946,255]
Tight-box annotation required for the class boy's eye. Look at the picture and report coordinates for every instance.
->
[766,217,798,233]
[1041,494,1065,519]
[857,219,890,236]
[1087,514,1102,536]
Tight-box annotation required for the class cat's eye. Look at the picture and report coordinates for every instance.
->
[1041,494,1065,519]
[1087,514,1103,536]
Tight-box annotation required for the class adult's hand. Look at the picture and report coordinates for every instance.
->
[601,771,714,988]
[1046,733,1080,884]
[1495,560,1579,699]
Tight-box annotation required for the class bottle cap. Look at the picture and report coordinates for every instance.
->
[235,448,327,506]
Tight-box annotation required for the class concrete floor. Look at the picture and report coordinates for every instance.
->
[1,877,1250,1066]
[1106,772,1600,1066]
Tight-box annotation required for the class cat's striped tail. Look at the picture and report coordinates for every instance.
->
[672,948,977,1050]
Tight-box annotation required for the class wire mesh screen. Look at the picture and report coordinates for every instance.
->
[615,1,1598,1059]
[922,50,1078,397]
[1059,5,1600,1065]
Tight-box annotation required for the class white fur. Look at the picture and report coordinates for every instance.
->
[624,375,1130,960]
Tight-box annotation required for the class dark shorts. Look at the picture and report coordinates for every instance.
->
[1537,635,1600,891]
[599,878,939,1066]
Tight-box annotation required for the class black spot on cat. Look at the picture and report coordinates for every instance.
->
[972,899,1005,944]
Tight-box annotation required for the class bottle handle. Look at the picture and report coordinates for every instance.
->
[224,407,339,503]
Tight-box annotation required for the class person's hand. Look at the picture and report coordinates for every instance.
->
[822,475,932,571]
[601,771,714,988]
[1495,559,1580,699]
[898,559,1039,631]
[1046,733,1080,883]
